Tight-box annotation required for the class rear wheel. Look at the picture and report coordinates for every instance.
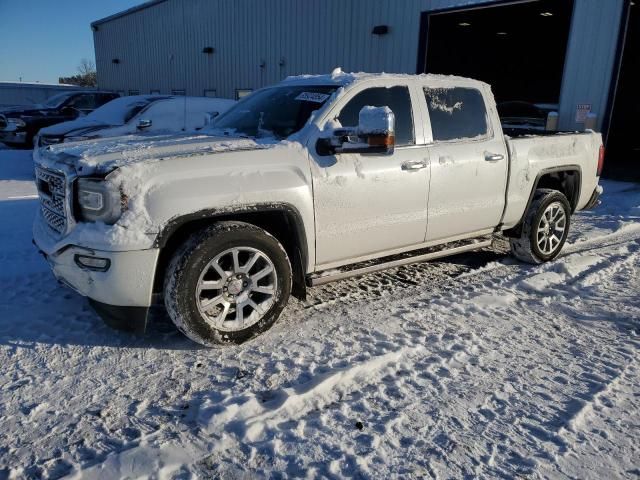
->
[164,221,292,345]
[510,189,571,264]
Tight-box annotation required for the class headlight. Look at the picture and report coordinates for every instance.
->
[7,118,26,127]
[75,178,124,224]
[40,136,63,146]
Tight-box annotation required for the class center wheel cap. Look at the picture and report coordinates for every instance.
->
[227,278,244,295]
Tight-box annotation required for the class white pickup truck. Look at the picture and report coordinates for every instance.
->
[33,71,604,346]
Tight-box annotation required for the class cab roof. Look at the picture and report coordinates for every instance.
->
[279,68,489,90]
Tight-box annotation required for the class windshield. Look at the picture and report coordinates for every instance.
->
[87,96,167,125]
[213,85,338,139]
[43,92,76,108]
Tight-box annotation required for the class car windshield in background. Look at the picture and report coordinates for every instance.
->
[213,86,338,139]
[87,96,168,126]
[497,101,546,125]
[43,92,76,108]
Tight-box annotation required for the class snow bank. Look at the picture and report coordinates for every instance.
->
[198,345,425,441]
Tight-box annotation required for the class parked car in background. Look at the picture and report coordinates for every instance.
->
[36,96,236,147]
[0,91,119,148]
[497,101,549,133]
[33,72,604,346]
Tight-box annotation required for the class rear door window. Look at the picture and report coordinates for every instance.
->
[69,94,99,111]
[424,87,489,142]
[338,86,415,146]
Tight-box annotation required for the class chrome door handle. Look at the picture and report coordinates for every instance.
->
[485,152,505,162]
[401,160,427,171]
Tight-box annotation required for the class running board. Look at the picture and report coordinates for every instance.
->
[308,238,493,287]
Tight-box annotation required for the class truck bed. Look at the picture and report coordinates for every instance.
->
[500,130,602,229]
[503,127,583,138]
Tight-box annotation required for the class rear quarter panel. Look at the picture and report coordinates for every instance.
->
[502,132,602,228]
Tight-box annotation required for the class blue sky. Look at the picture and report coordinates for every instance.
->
[0,0,145,83]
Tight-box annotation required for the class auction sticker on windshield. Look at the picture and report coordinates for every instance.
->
[295,92,331,103]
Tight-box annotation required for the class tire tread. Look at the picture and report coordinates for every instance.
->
[510,189,570,264]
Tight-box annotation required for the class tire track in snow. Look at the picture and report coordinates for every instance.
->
[67,345,427,479]
[62,218,640,478]
[3,199,638,478]
[292,218,640,321]
[199,345,426,438]
[351,227,640,478]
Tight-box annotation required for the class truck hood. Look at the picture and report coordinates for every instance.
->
[39,118,112,137]
[0,105,59,117]
[37,132,272,175]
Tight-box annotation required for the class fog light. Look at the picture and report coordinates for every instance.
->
[74,254,111,272]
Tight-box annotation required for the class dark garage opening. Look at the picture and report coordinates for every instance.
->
[605,1,639,180]
[418,0,575,106]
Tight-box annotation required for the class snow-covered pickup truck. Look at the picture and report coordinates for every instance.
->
[33,71,604,346]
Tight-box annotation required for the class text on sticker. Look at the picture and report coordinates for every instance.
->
[295,92,331,103]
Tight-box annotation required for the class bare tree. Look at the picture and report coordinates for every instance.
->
[59,58,97,87]
[77,59,96,77]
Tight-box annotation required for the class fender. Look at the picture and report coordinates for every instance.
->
[153,202,310,297]
[504,165,582,236]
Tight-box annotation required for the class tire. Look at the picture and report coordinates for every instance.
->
[510,189,571,264]
[164,221,292,346]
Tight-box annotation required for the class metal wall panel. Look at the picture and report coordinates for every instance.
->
[93,0,624,131]
[558,0,625,131]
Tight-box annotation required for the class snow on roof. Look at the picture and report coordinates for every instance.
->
[0,81,89,88]
[281,68,489,89]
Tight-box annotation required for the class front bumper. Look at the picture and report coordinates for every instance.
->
[34,236,160,333]
[0,130,28,145]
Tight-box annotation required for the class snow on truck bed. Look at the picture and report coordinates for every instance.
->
[1,145,639,479]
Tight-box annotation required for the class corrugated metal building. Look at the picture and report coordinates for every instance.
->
[92,0,630,134]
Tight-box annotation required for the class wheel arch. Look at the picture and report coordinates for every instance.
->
[505,166,581,238]
[153,203,308,300]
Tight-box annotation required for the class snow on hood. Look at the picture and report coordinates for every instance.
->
[38,132,273,175]
[39,118,109,137]
[0,105,57,116]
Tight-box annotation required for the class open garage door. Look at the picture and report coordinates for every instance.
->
[604,1,639,181]
[418,0,575,107]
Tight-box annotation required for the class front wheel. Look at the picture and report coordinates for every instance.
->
[510,189,571,264]
[164,221,292,346]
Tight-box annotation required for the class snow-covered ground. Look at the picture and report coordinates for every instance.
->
[0,144,638,479]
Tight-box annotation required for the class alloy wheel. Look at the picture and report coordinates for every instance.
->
[195,247,277,332]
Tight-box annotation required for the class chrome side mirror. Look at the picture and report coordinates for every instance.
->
[137,118,152,130]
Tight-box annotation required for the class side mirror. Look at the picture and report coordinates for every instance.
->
[61,106,80,118]
[319,106,395,156]
[204,111,220,126]
[137,119,152,130]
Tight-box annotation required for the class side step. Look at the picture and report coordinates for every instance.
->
[307,238,493,287]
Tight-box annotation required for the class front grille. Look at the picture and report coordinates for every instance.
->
[35,166,67,234]
[0,116,6,130]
